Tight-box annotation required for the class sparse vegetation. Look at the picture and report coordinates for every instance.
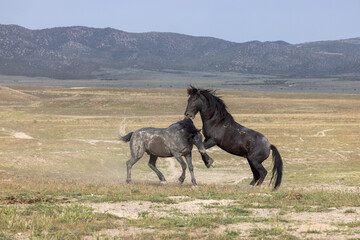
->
[0,86,359,239]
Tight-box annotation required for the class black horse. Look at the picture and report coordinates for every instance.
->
[184,86,283,189]
[121,118,214,185]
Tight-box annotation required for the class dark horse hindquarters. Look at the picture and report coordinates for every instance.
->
[185,86,283,189]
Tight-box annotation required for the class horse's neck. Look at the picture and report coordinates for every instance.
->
[200,103,234,128]
[200,104,222,126]
[200,104,213,123]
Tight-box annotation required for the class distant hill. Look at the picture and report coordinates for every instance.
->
[0,86,39,101]
[0,24,360,79]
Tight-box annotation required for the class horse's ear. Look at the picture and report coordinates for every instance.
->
[187,88,193,95]
[187,86,199,96]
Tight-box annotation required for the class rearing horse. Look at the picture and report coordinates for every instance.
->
[184,86,283,189]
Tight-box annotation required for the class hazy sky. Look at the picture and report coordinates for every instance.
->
[1,0,360,44]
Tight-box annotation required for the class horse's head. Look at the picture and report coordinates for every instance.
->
[178,117,201,136]
[184,86,204,119]
[185,85,227,122]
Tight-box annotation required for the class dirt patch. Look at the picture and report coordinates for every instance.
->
[12,132,33,139]
[0,86,39,102]
[299,184,360,193]
[284,207,360,224]
[88,199,360,239]
[90,201,153,219]
[0,128,33,139]
[89,198,236,219]
[98,227,156,239]
[296,222,338,232]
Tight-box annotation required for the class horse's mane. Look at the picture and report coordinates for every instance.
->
[175,118,200,135]
[187,85,233,123]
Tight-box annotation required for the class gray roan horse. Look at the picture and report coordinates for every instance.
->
[185,86,283,189]
[121,118,214,185]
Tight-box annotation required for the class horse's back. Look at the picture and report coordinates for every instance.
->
[131,127,172,157]
[129,122,196,158]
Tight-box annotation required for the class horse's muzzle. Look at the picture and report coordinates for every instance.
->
[185,112,195,120]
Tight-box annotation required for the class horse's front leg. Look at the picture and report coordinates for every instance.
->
[173,154,187,184]
[148,154,166,182]
[200,152,215,168]
[204,138,217,149]
[185,153,197,185]
[194,133,215,168]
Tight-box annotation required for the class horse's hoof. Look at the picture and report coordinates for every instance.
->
[206,159,215,168]
[126,180,131,184]
[249,180,257,186]
[178,178,185,184]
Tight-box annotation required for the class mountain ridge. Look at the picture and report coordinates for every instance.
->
[1,24,359,79]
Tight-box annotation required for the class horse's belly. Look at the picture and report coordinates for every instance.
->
[146,149,172,157]
[219,135,270,159]
[219,143,248,157]
[145,135,172,157]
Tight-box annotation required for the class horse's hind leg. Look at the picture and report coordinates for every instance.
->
[126,156,141,184]
[148,154,166,182]
[126,141,145,184]
[174,155,187,184]
[248,158,267,186]
[185,153,197,185]
[247,160,260,186]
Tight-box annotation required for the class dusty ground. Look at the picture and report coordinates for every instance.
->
[1,86,359,239]
[88,197,360,239]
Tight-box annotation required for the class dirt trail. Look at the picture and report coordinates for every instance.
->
[314,128,334,137]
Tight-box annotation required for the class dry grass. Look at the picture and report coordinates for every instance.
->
[0,86,360,239]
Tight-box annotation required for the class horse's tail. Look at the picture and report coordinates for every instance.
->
[120,132,133,142]
[270,144,283,190]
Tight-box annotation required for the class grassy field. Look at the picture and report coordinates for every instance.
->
[1,70,360,93]
[0,85,359,239]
